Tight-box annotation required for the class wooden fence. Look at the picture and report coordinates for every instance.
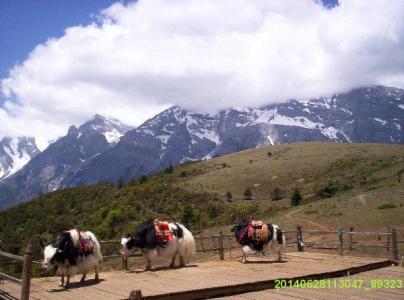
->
[0,226,401,299]
[0,243,32,300]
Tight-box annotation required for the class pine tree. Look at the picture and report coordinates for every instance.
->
[116,177,124,189]
[140,175,147,184]
[290,187,302,206]
[243,188,252,200]
[271,187,282,201]
[165,163,174,174]
[180,203,195,228]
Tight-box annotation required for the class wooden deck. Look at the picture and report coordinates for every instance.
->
[0,252,398,300]
[217,266,404,299]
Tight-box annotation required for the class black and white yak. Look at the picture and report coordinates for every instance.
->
[232,220,285,263]
[41,229,102,288]
[120,220,195,271]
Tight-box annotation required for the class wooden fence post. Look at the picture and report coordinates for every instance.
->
[391,228,398,262]
[348,227,353,250]
[21,245,32,300]
[200,237,206,253]
[129,289,142,300]
[219,231,224,260]
[296,225,304,252]
[337,226,343,256]
[387,226,391,254]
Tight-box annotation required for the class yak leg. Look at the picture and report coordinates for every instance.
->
[169,253,177,268]
[65,275,70,289]
[277,250,282,262]
[95,265,99,281]
[145,258,152,271]
[143,250,152,271]
[80,272,86,282]
[179,255,186,267]
[240,246,250,263]
[59,274,65,287]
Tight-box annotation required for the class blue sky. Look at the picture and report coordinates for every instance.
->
[0,0,124,80]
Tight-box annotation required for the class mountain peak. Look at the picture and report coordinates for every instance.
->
[77,114,132,144]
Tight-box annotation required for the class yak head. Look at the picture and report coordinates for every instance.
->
[120,234,136,257]
[40,240,62,272]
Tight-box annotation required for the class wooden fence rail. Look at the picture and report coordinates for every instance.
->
[0,244,32,300]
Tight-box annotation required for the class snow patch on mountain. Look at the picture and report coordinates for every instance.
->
[104,129,123,144]
[0,137,40,181]
[374,118,388,125]
[193,129,220,144]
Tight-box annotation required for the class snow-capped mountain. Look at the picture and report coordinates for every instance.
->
[0,137,40,181]
[0,86,403,209]
[65,86,403,188]
[0,115,131,209]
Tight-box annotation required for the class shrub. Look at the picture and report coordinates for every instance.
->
[398,169,404,182]
[316,180,341,198]
[271,187,283,201]
[243,188,252,200]
[267,151,272,157]
[377,203,397,209]
[290,188,302,206]
[180,170,187,177]
[227,203,259,223]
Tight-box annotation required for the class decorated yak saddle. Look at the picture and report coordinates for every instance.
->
[153,220,174,248]
[247,221,269,244]
[76,230,93,256]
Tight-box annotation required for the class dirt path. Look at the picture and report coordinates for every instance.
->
[286,207,330,231]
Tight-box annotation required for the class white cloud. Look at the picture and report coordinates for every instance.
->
[1,0,404,149]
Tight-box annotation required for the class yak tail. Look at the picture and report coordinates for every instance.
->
[178,223,196,256]
[277,228,286,246]
[86,231,103,262]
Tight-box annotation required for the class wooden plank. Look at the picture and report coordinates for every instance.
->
[135,259,391,300]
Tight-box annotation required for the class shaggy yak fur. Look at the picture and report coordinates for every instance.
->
[41,229,102,288]
[232,220,285,263]
[121,220,195,271]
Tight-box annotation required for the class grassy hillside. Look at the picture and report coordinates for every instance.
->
[1,142,403,247]
[176,142,404,231]
[178,142,403,199]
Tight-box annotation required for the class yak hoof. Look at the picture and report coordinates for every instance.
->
[169,263,175,268]
[95,275,99,282]
[58,282,64,287]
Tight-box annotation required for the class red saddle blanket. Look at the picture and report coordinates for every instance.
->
[155,221,173,244]
[247,221,268,242]
[77,230,93,254]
